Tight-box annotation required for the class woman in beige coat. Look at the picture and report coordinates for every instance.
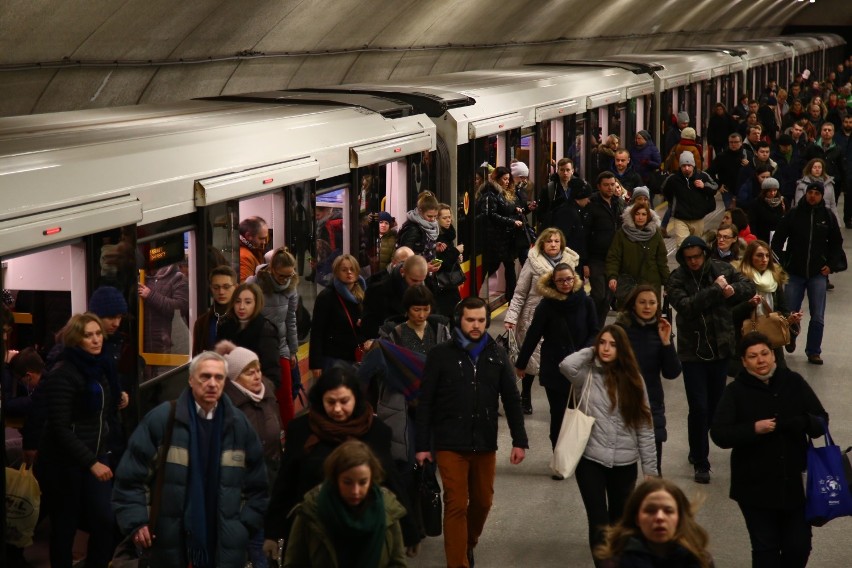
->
[504,227,579,414]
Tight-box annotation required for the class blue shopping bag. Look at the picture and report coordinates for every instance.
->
[805,419,852,526]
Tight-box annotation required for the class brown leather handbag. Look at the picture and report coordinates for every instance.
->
[741,298,790,348]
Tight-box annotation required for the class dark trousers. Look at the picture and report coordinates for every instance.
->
[42,460,115,568]
[575,458,638,554]
[738,503,812,568]
[587,258,612,325]
[484,252,517,302]
[681,359,728,469]
[544,387,570,450]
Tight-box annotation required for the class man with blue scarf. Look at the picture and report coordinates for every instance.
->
[113,351,268,568]
[416,296,528,568]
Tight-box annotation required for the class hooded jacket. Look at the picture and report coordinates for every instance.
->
[248,270,300,359]
[771,196,846,278]
[605,207,670,297]
[666,237,755,362]
[505,245,580,376]
[793,175,839,220]
[515,274,598,393]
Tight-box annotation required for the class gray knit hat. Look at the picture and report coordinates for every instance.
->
[679,151,696,168]
[631,186,651,201]
[761,178,780,191]
[677,111,690,123]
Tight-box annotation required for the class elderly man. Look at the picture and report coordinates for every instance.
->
[361,254,433,338]
[113,351,268,568]
[239,216,269,281]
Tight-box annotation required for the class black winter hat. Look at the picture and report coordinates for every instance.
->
[88,286,128,318]
[573,183,593,200]
[806,180,825,195]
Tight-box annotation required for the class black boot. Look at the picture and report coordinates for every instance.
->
[521,374,534,415]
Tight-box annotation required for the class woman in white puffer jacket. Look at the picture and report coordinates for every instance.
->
[504,227,579,414]
[558,324,658,562]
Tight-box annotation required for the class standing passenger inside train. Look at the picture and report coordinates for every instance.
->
[376,211,398,272]
[138,260,189,375]
[477,166,524,302]
[239,216,270,282]
[434,202,464,317]
[505,229,580,415]
[248,248,300,428]
[217,282,281,388]
[192,265,238,355]
[309,254,368,376]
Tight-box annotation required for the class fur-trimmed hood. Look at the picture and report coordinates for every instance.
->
[536,271,583,300]
[621,204,661,233]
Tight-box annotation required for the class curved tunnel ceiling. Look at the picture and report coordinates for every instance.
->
[0,0,849,117]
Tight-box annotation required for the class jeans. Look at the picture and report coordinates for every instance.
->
[575,458,638,555]
[738,503,812,568]
[435,451,496,568]
[661,206,672,231]
[681,359,728,470]
[785,273,827,356]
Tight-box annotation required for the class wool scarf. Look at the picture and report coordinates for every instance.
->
[546,252,563,268]
[406,208,439,241]
[184,394,223,568]
[333,276,366,304]
[62,346,118,414]
[316,481,386,568]
[304,404,374,454]
[230,378,265,403]
[454,328,489,363]
[751,269,778,294]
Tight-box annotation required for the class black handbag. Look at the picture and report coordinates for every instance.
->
[436,262,466,290]
[416,461,443,537]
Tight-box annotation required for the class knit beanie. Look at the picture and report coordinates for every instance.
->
[761,178,780,191]
[631,186,651,201]
[677,111,690,123]
[806,180,825,195]
[378,211,394,224]
[511,161,529,178]
[88,286,128,318]
[679,151,696,168]
[681,127,697,141]
[215,340,259,382]
[637,130,652,142]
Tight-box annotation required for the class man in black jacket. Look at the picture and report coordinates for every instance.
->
[537,157,590,230]
[771,181,846,364]
[416,296,527,568]
[361,254,430,339]
[662,152,719,247]
[805,122,850,226]
[707,133,749,209]
[585,171,623,324]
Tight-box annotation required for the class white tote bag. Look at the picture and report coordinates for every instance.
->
[549,370,596,479]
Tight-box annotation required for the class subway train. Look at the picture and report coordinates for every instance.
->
[0,32,845,405]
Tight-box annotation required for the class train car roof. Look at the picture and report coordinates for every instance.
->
[701,41,791,68]
[596,50,744,87]
[804,33,847,49]
[0,99,435,257]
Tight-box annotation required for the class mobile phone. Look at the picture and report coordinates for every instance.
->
[430,258,443,265]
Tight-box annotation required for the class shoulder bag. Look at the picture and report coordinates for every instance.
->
[110,400,177,568]
[337,293,365,362]
[549,370,596,479]
[436,262,466,290]
[740,298,790,348]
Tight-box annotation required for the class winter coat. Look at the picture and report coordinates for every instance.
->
[749,198,786,243]
[240,244,263,282]
[707,147,747,193]
[248,270,300,358]
[434,225,462,317]
[538,176,591,230]
[143,264,189,353]
[112,389,268,568]
[515,275,598,393]
[793,175,839,220]
[377,230,398,271]
[309,285,364,369]
[771,198,846,278]
[224,378,281,465]
[665,140,703,173]
[770,149,800,202]
[630,142,663,186]
[666,240,756,362]
[552,199,591,268]
[663,172,719,222]
[475,181,518,254]
[416,335,529,453]
[611,165,644,193]
[505,246,580,375]
[711,367,827,510]
[264,414,412,543]
[585,192,624,262]
[614,312,681,443]
[592,144,616,179]
[218,315,282,389]
[397,218,435,261]
[558,348,658,475]
[192,306,227,356]
[736,158,779,195]
[600,536,709,568]
[605,207,670,299]
[707,112,738,150]
[804,140,848,191]
[361,265,437,339]
[283,485,407,568]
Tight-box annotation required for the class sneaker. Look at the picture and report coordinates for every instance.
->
[521,393,533,415]
[827,279,835,290]
[808,354,824,365]
[694,467,711,484]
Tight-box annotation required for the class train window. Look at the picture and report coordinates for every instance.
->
[137,231,191,382]
[356,165,384,280]
[408,151,437,201]
[314,176,349,290]
[204,201,239,277]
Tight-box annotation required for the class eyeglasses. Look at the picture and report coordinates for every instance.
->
[554,278,575,285]
[717,234,734,241]
[211,284,234,292]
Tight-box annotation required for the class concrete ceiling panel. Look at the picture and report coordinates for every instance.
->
[0,71,56,116]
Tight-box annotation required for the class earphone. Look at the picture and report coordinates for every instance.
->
[453,297,491,328]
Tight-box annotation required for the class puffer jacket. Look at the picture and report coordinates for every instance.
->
[629,141,662,185]
[283,485,407,568]
[515,275,598,393]
[793,175,839,220]
[377,230,398,271]
[771,196,846,278]
[505,246,580,375]
[416,335,529,453]
[666,238,755,362]
[248,270,300,358]
[475,181,518,253]
[614,312,681,443]
[600,536,709,568]
[143,264,189,353]
[558,347,658,475]
[224,378,281,465]
[113,389,268,568]
[605,207,670,298]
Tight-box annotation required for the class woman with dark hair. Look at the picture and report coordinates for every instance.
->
[309,254,368,377]
[283,440,407,567]
[434,202,464,317]
[217,282,281,389]
[615,285,681,475]
[712,332,827,567]
[559,324,658,561]
[708,222,742,265]
[515,263,597,473]
[378,285,451,353]
[476,166,524,301]
[38,313,120,568]
[595,478,713,568]
[264,367,417,558]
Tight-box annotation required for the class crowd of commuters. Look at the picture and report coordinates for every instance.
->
[3,63,852,568]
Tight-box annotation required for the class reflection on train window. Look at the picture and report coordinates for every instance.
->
[357,165,382,279]
[313,180,347,289]
[205,201,239,277]
[408,151,436,202]
[285,181,315,344]
[137,232,190,380]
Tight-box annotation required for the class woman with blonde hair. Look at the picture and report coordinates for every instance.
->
[309,254,368,377]
[505,228,579,414]
[595,478,713,568]
[559,324,658,560]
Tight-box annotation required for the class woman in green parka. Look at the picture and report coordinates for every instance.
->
[283,439,407,568]
[606,202,670,308]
